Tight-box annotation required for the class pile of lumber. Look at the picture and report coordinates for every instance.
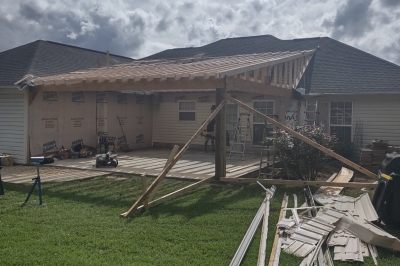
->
[359,148,373,170]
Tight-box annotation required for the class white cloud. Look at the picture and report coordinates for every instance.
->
[0,0,399,64]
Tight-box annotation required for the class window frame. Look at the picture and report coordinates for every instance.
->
[329,100,353,142]
[178,100,196,122]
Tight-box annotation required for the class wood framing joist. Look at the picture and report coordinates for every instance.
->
[225,77,293,98]
[32,76,225,93]
[222,94,378,180]
[220,178,378,188]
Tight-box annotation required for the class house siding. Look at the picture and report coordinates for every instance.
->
[29,91,152,156]
[0,88,29,164]
[307,94,400,153]
[152,91,294,149]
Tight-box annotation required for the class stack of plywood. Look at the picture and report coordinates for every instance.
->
[359,148,373,170]
[371,141,388,173]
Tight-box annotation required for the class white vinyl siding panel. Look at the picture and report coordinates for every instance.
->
[0,89,28,164]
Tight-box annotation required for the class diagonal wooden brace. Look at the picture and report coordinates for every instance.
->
[121,100,227,217]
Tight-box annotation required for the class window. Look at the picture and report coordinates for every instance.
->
[330,101,352,142]
[178,101,196,121]
[253,101,275,145]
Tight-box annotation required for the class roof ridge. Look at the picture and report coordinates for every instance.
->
[326,37,400,69]
[25,41,41,76]
[44,40,133,59]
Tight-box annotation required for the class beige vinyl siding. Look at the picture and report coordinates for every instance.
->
[0,88,29,164]
[353,95,400,147]
[307,95,400,158]
[152,92,292,148]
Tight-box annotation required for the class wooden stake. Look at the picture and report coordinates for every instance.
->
[140,174,148,210]
[222,94,378,180]
[268,194,287,266]
[121,100,226,217]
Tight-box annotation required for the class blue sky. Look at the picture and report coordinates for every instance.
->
[1,0,400,64]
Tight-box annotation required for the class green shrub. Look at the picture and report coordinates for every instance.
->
[275,124,337,181]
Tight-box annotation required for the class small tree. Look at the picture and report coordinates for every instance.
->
[275,124,337,181]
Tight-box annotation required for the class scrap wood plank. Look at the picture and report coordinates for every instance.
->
[220,178,378,189]
[268,193,288,266]
[316,167,354,196]
[121,176,214,215]
[148,145,180,202]
[120,100,226,218]
[223,94,378,180]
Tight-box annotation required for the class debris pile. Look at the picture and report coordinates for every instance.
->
[275,190,400,265]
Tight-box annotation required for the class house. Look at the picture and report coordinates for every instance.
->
[0,40,134,163]
[4,35,400,166]
[144,35,400,157]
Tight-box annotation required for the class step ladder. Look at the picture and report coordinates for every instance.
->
[304,100,319,125]
[259,120,278,178]
[229,113,252,160]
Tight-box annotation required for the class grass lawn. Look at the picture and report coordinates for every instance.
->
[1,175,400,265]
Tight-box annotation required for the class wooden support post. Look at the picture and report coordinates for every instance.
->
[148,145,180,202]
[288,60,293,89]
[278,64,283,88]
[273,65,277,86]
[141,174,148,210]
[121,100,226,217]
[222,94,378,180]
[268,194,287,266]
[215,88,227,180]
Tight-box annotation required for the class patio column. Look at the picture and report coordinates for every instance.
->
[215,88,227,180]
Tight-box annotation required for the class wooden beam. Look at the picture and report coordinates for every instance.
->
[122,176,215,215]
[220,178,378,188]
[272,65,277,86]
[225,77,293,98]
[215,88,227,179]
[268,194,287,266]
[121,100,226,217]
[278,63,283,88]
[33,76,225,93]
[288,60,293,89]
[222,94,378,180]
[148,145,180,202]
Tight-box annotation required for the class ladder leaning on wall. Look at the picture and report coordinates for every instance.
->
[304,100,319,125]
[258,119,278,178]
[229,113,252,161]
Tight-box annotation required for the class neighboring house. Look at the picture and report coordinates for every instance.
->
[145,35,400,156]
[0,40,134,163]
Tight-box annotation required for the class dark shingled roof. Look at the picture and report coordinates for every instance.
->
[144,35,400,94]
[0,40,134,87]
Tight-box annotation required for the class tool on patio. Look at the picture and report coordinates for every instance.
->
[21,157,54,206]
[117,115,133,152]
[95,151,118,168]
[229,112,253,160]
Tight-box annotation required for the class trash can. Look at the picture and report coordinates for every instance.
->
[372,152,400,224]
